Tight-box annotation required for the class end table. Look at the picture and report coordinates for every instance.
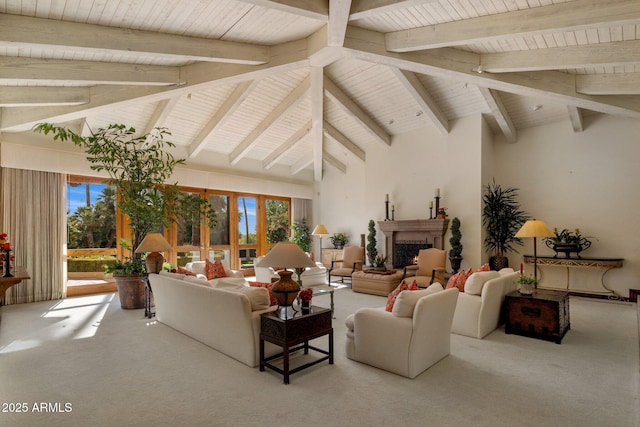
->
[504,289,570,344]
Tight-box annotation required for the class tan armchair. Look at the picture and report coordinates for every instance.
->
[328,246,364,284]
[401,248,447,287]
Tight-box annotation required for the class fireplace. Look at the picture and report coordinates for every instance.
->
[378,219,449,269]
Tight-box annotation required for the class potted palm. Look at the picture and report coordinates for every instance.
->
[482,179,529,271]
[34,123,215,309]
[448,217,463,273]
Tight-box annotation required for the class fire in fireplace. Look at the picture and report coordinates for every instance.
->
[394,240,432,268]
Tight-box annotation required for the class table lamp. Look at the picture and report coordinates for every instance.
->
[515,219,554,286]
[255,242,316,308]
[311,224,329,264]
[135,233,173,274]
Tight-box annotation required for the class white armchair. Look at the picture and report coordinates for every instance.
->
[254,256,280,283]
[345,287,459,379]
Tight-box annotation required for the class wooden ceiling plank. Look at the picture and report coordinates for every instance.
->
[263,120,312,169]
[350,0,440,21]
[324,75,391,146]
[0,87,88,107]
[478,87,517,143]
[390,67,448,134]
[229,76,310,165]
[385,0,640,52]
[0,14,269,65]
[567,105,585,132]
[323,120,365,161]
[238,0,329,20]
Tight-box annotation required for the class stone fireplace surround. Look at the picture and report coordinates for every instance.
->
[378,219,449,268]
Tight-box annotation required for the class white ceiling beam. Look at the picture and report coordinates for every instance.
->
[323,120,365,161]
[478,87,517,144]
[238,0,328,20]
[142,97,183,135]
[328,0,352,47]
[311,67,324,182]
[0,57,179,86]
[567,106,584,133]
[0,14,269,65]
[0,87,88,107]
[189,80,260,158]
[350,1,439,21]
[290,156,314,175]
[576,73,640,95]
[385,0,640,52]
[481,40,640,73]
[229,76,310,165]
[263,120,312,169]
[324,75,391,146]
[323,150,347,174]
[390,67,448,134]
[308,27,344,67]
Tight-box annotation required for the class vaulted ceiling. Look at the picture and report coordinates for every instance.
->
[2,0,640,182]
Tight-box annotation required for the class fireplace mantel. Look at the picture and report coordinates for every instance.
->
[378,219,449,268]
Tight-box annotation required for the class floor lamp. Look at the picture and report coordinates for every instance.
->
[311,224,329,265]
[515,219,554,286]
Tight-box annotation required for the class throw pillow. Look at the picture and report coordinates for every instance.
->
[205,258,227,280]
[386,280,419,312]
[176,266,196,277]
[445,268,472,292]
[230,286,271,311]
[248,281,278,306]
[392,283,443,317]
[464,270,500,295]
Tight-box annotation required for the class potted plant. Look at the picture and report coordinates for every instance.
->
[436,207,447,219]
[329,232,348,249]
[290,219,311,253]
[448,217,463,274]
[372,254,388,271]
[482,179,529,271]
[517,274,538,295]
[366,219,378,266]
[34,123,215,309]
[544,228,593,258]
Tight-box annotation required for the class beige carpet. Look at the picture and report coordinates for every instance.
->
[0,288,638,427]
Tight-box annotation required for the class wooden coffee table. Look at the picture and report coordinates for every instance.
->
[260,306,333,384]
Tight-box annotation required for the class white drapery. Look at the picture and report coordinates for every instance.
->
[292,198,312,226]
[1,168,66,305]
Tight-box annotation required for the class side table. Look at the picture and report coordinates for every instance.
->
[260,306,333,384]
[504,289,570,344]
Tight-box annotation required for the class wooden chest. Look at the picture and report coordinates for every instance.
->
[504,289,570,344]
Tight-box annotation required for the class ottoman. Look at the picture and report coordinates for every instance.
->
[351,270,404,296]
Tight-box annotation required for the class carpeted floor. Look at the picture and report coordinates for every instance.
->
[0,288,638,427]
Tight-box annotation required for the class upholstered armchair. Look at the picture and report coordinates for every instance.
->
[401,248,447,287]
[328,246,364,284]
[254,255,280,283]
[345,287,459,378]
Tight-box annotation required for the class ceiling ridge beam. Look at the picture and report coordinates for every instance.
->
[0,14,269,65]
[323,120,365,161]
[328,0,352,47]
[263,120,312,169]
[390,67,448,134]
[385,0,640,52]
[0,87,89,107]
[189,80,260,158]
[350,1,440,21]
[229,75,311,165]
[478,87,517,144]
[324,75,391,146]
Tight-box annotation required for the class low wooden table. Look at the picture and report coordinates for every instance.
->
[260,306,333,384]
[504,289,570,344]
[0,267,30,306]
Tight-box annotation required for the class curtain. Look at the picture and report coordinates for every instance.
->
[1,168,66,305]
[292,198,312,226]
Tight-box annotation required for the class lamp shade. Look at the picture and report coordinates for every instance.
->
[135,233,172,253]
[311,224,329,236]
[515,219,554,238]
[255,242,316,269]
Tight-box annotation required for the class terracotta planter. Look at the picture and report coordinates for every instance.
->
[115,275,146,309]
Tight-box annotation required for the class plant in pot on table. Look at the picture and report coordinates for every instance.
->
[372,254,388,272]
[516,274,538,295]
[329,232,348,249]
[34,123,216,309]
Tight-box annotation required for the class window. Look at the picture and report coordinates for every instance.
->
[266,198,290,245]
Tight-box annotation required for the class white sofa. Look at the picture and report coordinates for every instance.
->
[149,271,279,367]
[254,255,327,286]
[185,260,247,287]
[345,286,459,379]
[451,268,519,339]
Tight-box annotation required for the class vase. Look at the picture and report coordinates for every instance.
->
[115,275,146,309]
[449,256,463,274]
[489,255,509,271]
[519,283,534,295]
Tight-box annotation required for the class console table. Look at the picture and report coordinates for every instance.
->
[523,255,624,300]
[0,267,30,306]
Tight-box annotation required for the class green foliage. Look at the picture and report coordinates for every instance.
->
[517,274,538,286]
[34,123,216,273]
[329,232,348,247]
[372,254,387,268]
[290,219,311,253]
[266,200,290,244]
[367,219,378,266]
[67,185,116,249]
[449,217,463,259]
[482,179,529,257]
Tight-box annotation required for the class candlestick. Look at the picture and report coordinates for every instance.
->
[391,205,395,221]
[429,206,433,219]
[3,248,13,278]
[435,196,440,218]
[384,200,390,221]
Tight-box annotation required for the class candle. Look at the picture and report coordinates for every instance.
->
[391,204,395,211]
[4,242,10,250]
[520,263,523,274]
[429,201,433,208]
[385,193,389,202]
[435,188,440,197]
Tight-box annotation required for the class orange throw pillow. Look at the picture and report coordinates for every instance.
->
[386,280,419,312]
[176,266,196,277]
[205,259,227,280]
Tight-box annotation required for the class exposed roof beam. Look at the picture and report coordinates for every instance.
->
[311,67,324,182]
[480,40,640,73]
[324,75,391,146]
[0,57,179,86]
[291,156,314,175]
[389,67,448,134]
[263,120,312,169]
[576,73,640,95]
[328,0,352,47]
[229,76,310,165]
[478,87,517,144]
[323,150,347,174]
[189,80,260,158]
[350,1,439,21]
[0,14,269,65]
[385,0,640,52]
[142,97,182,135]
[0,87,88,107]
[323,120,365,161]
[567,106,584,133]
[239,0,328,20]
